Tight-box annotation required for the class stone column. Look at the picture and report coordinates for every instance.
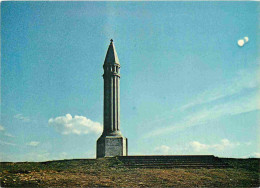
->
[97,39,128,158]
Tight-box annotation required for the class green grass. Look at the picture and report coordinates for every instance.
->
[0,158,259,187]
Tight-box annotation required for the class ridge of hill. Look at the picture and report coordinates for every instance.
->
[0,157,259,187]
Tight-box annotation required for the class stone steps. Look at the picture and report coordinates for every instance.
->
[122,165,229,169]
[115,155,231,169]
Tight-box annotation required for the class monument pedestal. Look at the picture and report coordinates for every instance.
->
[97,134,128,158]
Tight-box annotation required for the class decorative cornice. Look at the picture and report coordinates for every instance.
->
[103,73,120,78]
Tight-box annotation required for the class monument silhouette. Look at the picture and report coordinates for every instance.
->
[97,39,128,158]
[96,40,230,169]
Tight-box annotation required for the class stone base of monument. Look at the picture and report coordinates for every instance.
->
[96,135,128,158]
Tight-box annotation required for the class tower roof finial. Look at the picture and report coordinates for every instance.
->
[104,39,119,65]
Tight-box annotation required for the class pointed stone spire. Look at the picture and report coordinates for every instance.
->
[97,39,128,158]
[104,39,120,65]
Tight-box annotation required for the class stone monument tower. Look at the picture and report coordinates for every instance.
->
[96,39,128,158]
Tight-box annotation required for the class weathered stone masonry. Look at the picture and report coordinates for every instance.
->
[97,40,128,158]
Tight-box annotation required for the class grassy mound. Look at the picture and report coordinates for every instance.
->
[0,157,259,187]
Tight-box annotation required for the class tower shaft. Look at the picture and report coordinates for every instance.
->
[96,40,127,158]
[103,63,120,135]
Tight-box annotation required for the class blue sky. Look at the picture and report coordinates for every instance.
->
[1,2,259,161]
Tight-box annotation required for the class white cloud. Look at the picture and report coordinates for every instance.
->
[14,114,30,122]
[238,39,245,47]
[151,140,252,157]
[237,36,249,47]
[190,141,209,152]
[144,69,259,139]
[154,145,171,154]
[242,152,260,158]
[250,153,260,158]
[48,114,102,135]
[152,139,242,156]
[4,133,15,138]
[190,139,240,152]
[26,141,40,147]
[244,36,249,43]
[0,125,15,137]
[0,125,4,131]
[0,139,16,146]
[181,70,258,111]
[144,93,259,138]
[237,39,245,47]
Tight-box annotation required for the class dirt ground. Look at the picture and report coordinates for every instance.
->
[0,158,259,187]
